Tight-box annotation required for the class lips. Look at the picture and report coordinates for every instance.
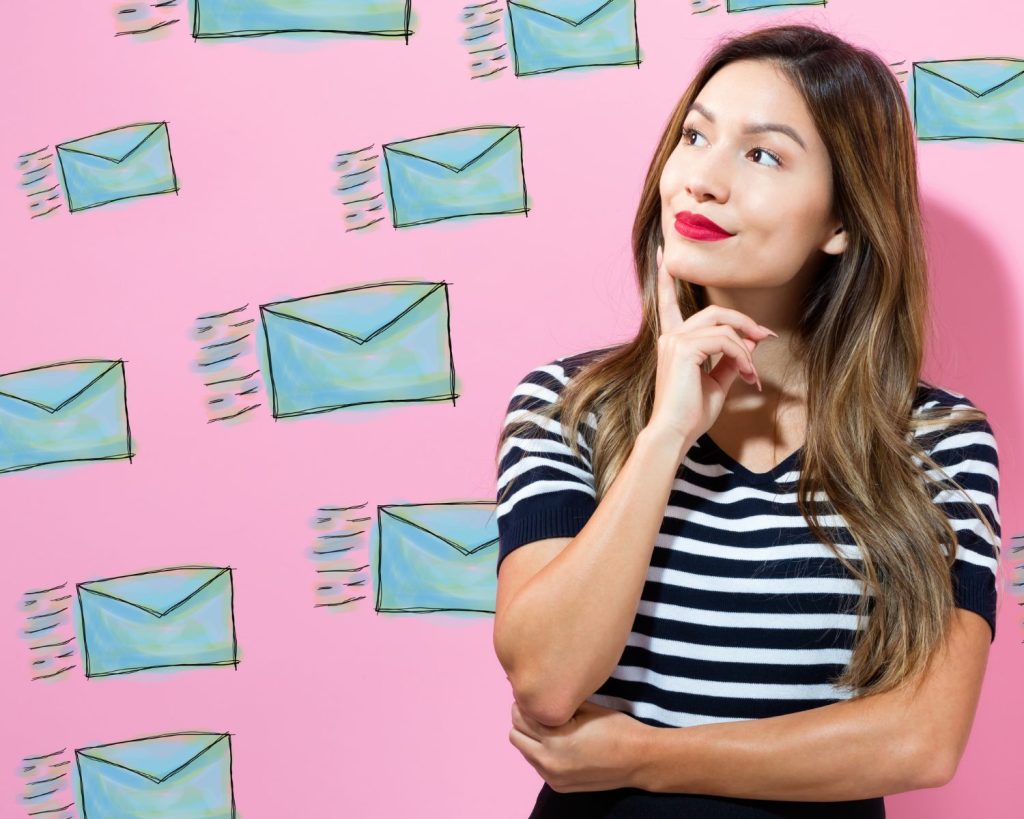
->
[675,210,733,236]
[674,211,733,238]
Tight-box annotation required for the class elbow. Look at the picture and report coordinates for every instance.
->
[924,751,958,790]
[493,624,579,726]
[505,667,577,727]
[909,736,958,791]
[493,631,574,726]
[513,685,576,727]
[913,760,955,792]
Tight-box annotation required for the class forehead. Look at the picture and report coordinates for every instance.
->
[691,60,821,146]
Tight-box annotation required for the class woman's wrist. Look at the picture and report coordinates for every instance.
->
[628,722,664,791]
[638,423,696,464]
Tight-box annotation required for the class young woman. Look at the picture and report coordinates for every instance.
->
[492,23,1001,819]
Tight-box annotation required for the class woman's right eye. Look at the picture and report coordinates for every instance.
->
[680,126,705,146]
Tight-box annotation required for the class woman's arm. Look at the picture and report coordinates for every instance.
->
[495,424,693,727]
[631,607,992,801]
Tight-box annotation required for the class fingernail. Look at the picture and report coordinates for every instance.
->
[760,326,779,338]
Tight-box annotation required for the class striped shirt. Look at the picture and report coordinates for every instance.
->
[495,347,1000,819]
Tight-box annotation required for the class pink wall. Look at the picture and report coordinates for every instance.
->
[3,1,1021,816]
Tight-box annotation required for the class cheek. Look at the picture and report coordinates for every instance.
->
[741,211,825,283]
[745,183,822,239]
[761,173,831,229]
[658,171,671,202]
[659,153,684,197]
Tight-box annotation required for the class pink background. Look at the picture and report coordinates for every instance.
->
[3,1,1022,816]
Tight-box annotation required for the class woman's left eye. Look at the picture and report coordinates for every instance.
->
[680,126,782,168]
[749,146,783,167]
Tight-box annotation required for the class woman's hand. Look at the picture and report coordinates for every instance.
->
[649,243,777,445]
[508,699,654,794]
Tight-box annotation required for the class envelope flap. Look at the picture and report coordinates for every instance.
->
[385,126,517,172]
[384,502,498,555]
[262,282,442,343]
[0,360,119,413]
[78,567,228,617]
[57,123,163,163]
[510,0,617,25]
[77,733,226,784]
[917,59,1024,96]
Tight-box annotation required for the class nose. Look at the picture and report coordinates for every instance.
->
[682,146,731,203]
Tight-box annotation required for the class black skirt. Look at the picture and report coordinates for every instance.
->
[528,783,886,818]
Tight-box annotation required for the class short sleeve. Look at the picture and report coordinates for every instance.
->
[495,357,599,576]
[922,395,1001,642]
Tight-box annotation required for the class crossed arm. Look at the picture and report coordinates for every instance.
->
[626,608,990,800]
[512,606,991,802]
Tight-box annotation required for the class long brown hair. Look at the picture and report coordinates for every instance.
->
[495,23,1001,699]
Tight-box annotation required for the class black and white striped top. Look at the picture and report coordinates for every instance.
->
[495,347,1000,817]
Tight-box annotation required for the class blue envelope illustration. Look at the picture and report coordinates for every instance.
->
[56,122,178,213]
[260,281,456,418]
[913,59,1024,141]
[506,0,640,77]
[0,359,132,475]
[726,0,825,11]
[78,566,237,677]
[76,732,234,818]
[376,502,498,613]
[381,125,528,227]
[193,0,413,39]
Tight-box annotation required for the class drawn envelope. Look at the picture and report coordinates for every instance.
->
[78,566,237,677]
[376,502,498,613]
[0,359,132,475]
[193,0,413,39]
[913,58,1024,141]
[726,0,825,10]
[506,0,640,77]
[76,732,234,818]
[260,281,456,418]
[381,125,527,227]
[55,122,178,213]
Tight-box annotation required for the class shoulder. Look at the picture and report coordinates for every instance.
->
[506,344,622,404]
[913,381,995,436]
[912,381,998,473]
[557,343,622,373]
[914,381,986,414]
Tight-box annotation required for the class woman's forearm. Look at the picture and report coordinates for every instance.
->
[496,425,692,727]
[633,691,942,801]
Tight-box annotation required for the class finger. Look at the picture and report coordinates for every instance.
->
[690,327,761,388]
[508,729,553,786]
[736,339,761,392]
[508,727,542,764]
[719,326,761,385]
[731,335,762,392]
[692,330,762,392]
[707,345,746,394]
[511,702,544,741]
[655,244,687,336]
[686,304,776,345]
[694,325,759,381]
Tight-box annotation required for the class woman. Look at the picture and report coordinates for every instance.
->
[491,22,1001,819]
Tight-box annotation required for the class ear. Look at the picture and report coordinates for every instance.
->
[821,222,847,256]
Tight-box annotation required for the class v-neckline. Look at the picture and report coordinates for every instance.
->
[697,431,804,485]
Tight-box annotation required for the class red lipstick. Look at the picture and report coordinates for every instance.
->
[674,211,734,241]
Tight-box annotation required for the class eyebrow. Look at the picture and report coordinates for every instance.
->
[685,101,807,151]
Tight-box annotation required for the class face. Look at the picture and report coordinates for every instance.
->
[659,59,847,304]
